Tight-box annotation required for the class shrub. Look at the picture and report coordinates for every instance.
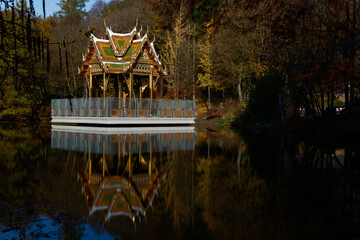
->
[233,73,284,126]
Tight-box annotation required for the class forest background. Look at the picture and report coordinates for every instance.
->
[1,0,360,130]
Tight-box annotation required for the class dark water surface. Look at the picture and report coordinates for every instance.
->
[0,124,359,240]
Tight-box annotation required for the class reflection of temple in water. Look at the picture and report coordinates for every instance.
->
[51,126,195,223]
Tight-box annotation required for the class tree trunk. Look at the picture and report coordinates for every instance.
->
[238,64,243,105]
[237,143,242,184]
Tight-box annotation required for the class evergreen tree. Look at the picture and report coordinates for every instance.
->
[57,0,90,17]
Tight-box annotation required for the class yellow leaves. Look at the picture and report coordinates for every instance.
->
[204,16,215,36]
[197,38,213,88]
[0,77,31,120]
[38,16,56,40]
[241,58,269,78]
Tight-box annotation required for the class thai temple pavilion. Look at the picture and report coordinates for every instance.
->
[51,23,195,125]
[80,23,166,100]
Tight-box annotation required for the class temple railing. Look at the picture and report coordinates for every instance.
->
[51,97,196,118]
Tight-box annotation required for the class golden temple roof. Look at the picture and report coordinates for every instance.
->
[80,25,166,76]
[79,172,165,223]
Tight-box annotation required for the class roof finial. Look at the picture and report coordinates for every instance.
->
[146,25,149,34]
[135,18,139,29]
[139,25,143,34]
[152,36,155,44]
[104,19,108,29]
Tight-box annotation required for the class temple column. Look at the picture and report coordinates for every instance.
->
[89,66,92,98]
[103,72,106,98]
[117,76,122,98]
[130,72,133,101]
[149,136,152,183]
[150,66,153,100]
[103,72,106,114]
[139,84,142,114]
[117,76,122,114]
[149,66,153,116]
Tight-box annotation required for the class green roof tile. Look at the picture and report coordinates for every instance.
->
[102,193,114,203]
[117,40,126,49]
[109,64,124,69]
[124,47,135,57]
[103,46,115,57]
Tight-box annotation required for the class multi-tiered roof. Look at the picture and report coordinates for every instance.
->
[80,25,166,77]
[79,171,165,223]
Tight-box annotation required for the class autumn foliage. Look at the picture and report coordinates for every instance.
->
[2,0,360,123]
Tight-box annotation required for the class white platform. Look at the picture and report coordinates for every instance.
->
[51,116,195,125]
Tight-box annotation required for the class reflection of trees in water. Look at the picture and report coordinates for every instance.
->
[160,150,195,234]
[195,138,267,239]
[242,132,360,239]
[2,126,359,239]
[160,130,268,239]
[163,129,360,239]
[0,126,84,239]
[295,143,360,238]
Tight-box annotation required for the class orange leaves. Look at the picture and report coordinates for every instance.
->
[295,57,359,89]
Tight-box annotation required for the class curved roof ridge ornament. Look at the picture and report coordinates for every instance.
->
[105,27,119,54]
[131,20,138,34]
[104,19,108,29]
[105,26,111,40]
[137,25,143,38]
[151,36,155,44]
[150,40,159,61]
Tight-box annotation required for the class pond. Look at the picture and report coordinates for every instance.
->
[0,124,359,239]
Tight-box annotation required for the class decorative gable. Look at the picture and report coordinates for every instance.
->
[80,25,166,77]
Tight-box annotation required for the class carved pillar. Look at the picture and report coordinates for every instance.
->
[149,136,152,183]
[118,76,122,111]
[130,72,133,101]
[149,66,154,116]
[150,66,153,100]
[103,72,106,98]
[89,66,92,98]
